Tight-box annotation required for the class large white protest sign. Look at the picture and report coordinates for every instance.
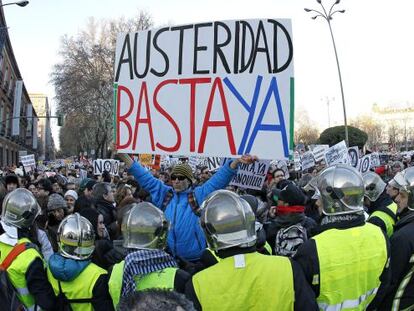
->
[348,147,359,168]
[230,160,270,190]
[359,155,371,173]
[301,151,315,171]
[324,141,349,167]
[93,159,120,176]
[114,19,294,160]
[312,145,329,162]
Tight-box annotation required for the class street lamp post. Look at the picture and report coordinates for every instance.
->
[1,1,29,7]
[305,0,348,146]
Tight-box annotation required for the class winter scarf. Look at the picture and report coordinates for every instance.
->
[121,249,177,297]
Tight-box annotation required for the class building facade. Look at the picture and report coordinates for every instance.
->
[30,93,55,161]
[0,7,38,167]
[371,103,414,151]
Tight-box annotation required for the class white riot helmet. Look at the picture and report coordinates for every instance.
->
[1,188,40,230]
[57,213,95,260]
[122,202,169,250]
[362,172,386,202]
[200,190,256,252]
[317,164,364,215]
[394,167,414,211]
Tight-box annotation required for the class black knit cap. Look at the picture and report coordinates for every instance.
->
[171,163,194,183]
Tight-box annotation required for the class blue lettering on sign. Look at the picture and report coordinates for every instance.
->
[224,75,289,157]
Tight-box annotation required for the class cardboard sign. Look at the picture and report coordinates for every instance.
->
[301,151,315,171]
[230,160,270,190]
[359,155,371,173]
[312,145,329,162]
[93,159,120,176]
[348,147,359,168]
[114,19,294,160]
[324,141,349,167]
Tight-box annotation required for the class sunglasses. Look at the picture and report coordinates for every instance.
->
[171,175,186,181]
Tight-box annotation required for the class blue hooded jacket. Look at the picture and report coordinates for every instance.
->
[128,161,237,261]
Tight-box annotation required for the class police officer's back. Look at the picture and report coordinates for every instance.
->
[294,165,390,310]
[46,213,113,310]
[0,188,56,310]
[185,190,317,311]
[108,202,190,309]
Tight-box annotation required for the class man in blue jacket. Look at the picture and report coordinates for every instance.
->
[117,154,256,261]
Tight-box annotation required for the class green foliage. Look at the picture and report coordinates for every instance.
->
[318,125,368,148]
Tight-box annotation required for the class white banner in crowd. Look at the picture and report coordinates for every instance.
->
[359,155,371,173]
[324,141,349,167]
[312,145,329,162]
[114,19,294,160]
[230,160,270,190]
[348,147,359,168]
[93,159,120,176]
[301,151,316,171]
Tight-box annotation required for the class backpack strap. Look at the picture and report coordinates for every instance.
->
[161,189,201,216]
[187,191,201,216]
[161,190,174,212]
[0,242,31,271]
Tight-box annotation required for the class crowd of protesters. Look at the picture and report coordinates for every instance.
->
[0,151,414,310]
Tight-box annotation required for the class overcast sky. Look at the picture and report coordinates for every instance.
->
[4,0,414,148]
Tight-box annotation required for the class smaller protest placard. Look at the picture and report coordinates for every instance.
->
[348,147,359,168]
[294,152,301,172]
[188,156,201,170]
[93,159,120,176]
[139,154,153,166]
[205,157,222,171]
[79,169,88,180]
[324,141,349,167]
[20,154,36,168]
[301,152,316,171]
[359,155,371,173]
[230,160,270,190]
[370,153,380,168]
[312,145,329,162]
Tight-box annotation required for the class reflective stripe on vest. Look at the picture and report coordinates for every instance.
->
[369,202,398,237]
[0,238,42,309]
[313,223,388,311]
[192,252,294,311]
[47,262,106,311]
[108,260,177,308]
[392,254,414,311]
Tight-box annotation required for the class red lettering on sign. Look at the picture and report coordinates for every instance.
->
[198,77,236,154]
[117,85,134,149]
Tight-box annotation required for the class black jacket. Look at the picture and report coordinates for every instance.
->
[380,209,414,310]
[294,216,390,310]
